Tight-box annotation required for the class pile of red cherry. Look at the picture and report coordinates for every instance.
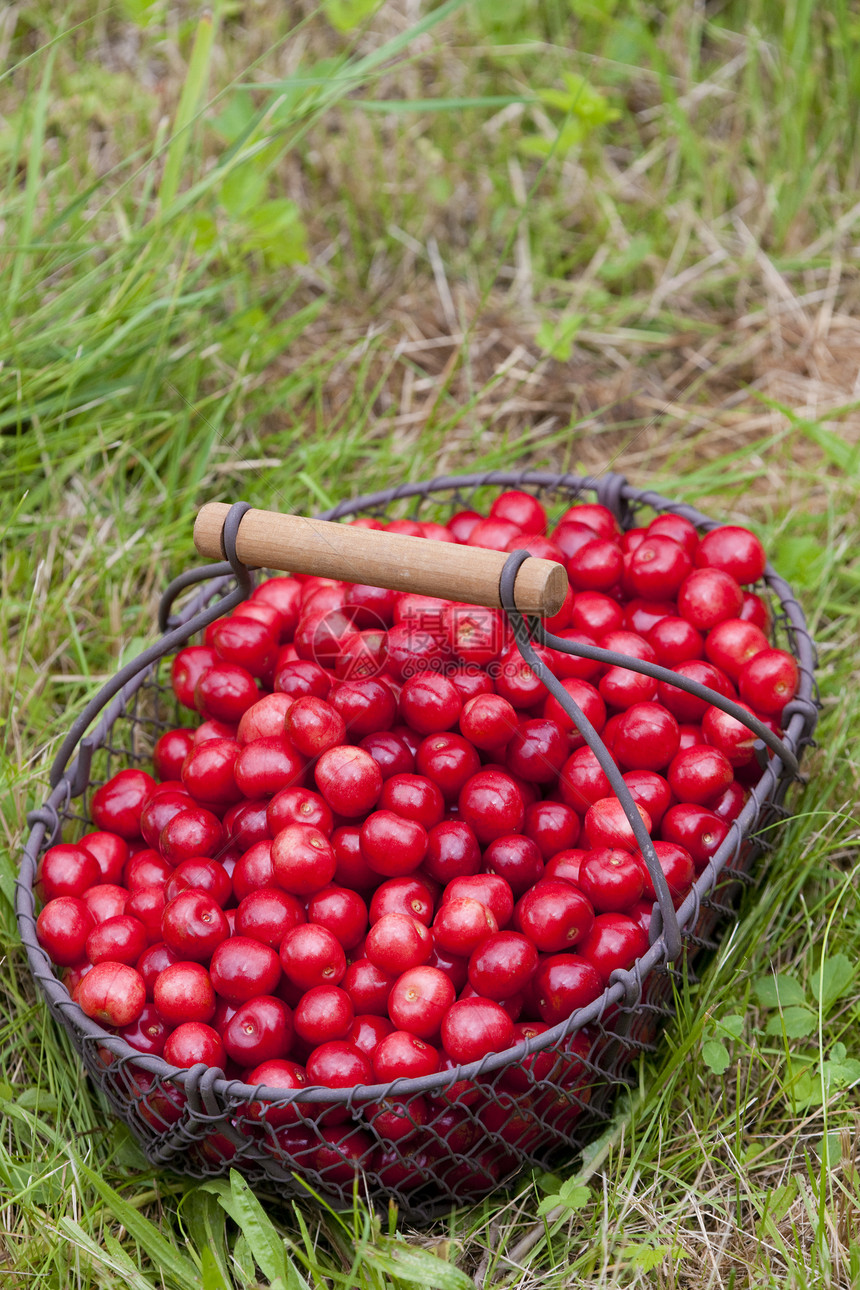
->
[34,490,799,1188]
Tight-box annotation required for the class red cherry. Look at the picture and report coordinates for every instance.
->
[164,1021,226,1069]
[441,998,514,1063]
[236,887,305,948]
[490,490,547,535]
[388,967,456,1038]
[315,746,383,818]
[358,730,415,780]
[578,913,649,983]
[584,797,652,851]
[578,848,644,913]
[195,662,259,723]
[234,736,307,799]
[738,648,798,717]
[443,604,506,666]
[279,924,346,991]
[566,538,624,592]
[660,803,730,870]
[267,786,333,837]
[271,824,336,896]
[613,702,680,771]
[78,832,129,884]
[161,890,230,961]
[306,885,368,949]
[458,770,524,845]
[432,897,498,957]
[514,880,594,952]
[274,658,332,700]
[556,502,620,540]
[171,646,218,709]
[342,958,396,1016]
[368,876,435,927]
[294,985,353,1046]
[443,873,514,928]
[153,960,216,1024]
[696,525,766,585]
[677,568,744,632]
[667,744,734,806]
[36,896,95,966]
[37,844,100,902]
[91,769,156,840]
[482,834,545,897]
[423,820,481,884]
[86,914,148,966]
[705,618,769,681]
[380,773,445,830]
[209,616,277,678]
[459,694,518,750]
[415,733,481,803]
[400,673,462,734]
[360,810,428,877]
[330,678,398,737]
[78,961,146,1028]
[467,931,538,1001]
[237,693,294,744]
[365,913,432,975]
[159,806,224,865]
[209,936,282,1003]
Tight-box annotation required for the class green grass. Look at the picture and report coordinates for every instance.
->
[2,1,860,1286]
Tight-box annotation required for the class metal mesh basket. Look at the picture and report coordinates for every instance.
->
[16,470,819,1220]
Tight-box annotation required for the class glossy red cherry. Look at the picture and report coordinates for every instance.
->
[307,884,368,949]
[153,960,216,1024]
[273,658,332,700]
[294,985,353,1046]
[315,746,383,818]
[86,914,148,967]
[342,958,396,1016]
[667,744,734,805]
[267,786,333,837]
[78,962,146,1028]
[365,913,432,975]
[195,662,259,723]
[237,693,294,744]
[578,913,650,983]
[459,694,518,750]
[359,810,428,877]
[152,728,196,782]
[660,803,730,870]
[37,896,95,966]
[422,820,481,884]
[579,848,644,913]
[358,731,415,781]
[441,998,514,1064]
[566,538,624,592]
[222,996,293,1066]
[647,616,704,667]
[432,897,498,956]
[380,773,445,830]
[234,736,307,799]
[613,702,680,771]
[368,876,435,927]
[443,603,506,667]
[458,770,524,845]
[159,806,224,865]
[388,967,456,1039]
[235,887,304,948]
[482,834,545,897]
[78,832,129,884]
[696,525,766,585]
[415,732,481,803]
[705,618,769,681]
[279,924,346,991]
[271,824,336,895]
[209,616,277,678]
[209,936,282,1003]
[467,931,538,1001]
[489,490,547,535]
[161,890,230,961]
[677,568,744,632]
[738,648,798,717]
[506,718,569,783]
[329,678,398,737]
[91,769,156,840]
[171,646,218,709]
[37,844,100,902]
[514,880,594,952]
[584,797,652,851]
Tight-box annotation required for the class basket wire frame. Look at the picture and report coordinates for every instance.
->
[16,471,818,1221]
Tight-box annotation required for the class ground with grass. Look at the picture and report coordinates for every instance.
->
[2,1,860,1286]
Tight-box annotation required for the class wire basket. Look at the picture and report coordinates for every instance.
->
[16,470,819,1221]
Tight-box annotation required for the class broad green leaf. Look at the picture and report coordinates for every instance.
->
[713,1014,745,1040]
[323,0,380,32]
[766,1179,797,1222]
[219,164,268,218]
[811,953,855,1009]
[764,1006,817,1038]
[702,1040,731,1074]
[622,1243,682,1271]
[754,973,807,1009]
[364,1241,476,1290]
[558,1180,591,1208]
[241,200,308,265]
[222,1171,288,1285]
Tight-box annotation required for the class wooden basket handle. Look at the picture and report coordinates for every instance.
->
[194,503,567,617]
